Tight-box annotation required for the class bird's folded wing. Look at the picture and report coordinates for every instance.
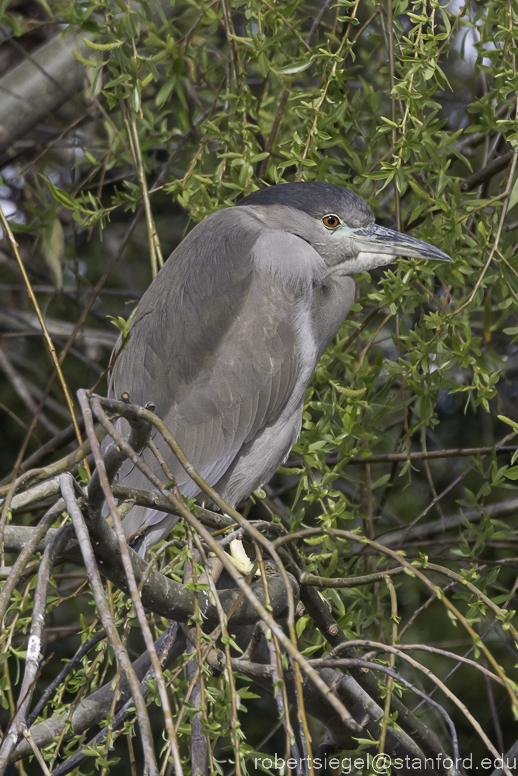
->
[110,207,325,498]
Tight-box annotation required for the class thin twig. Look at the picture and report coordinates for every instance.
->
[275,527,518,713]
[20,727,52,776]
[460,150,514,192]
[378,575,397,754]
[0,499,63,624]
[0,205,84,452]
[299,566,406,587]
[340,444,518,465]
[78,392,183,776]
[184,534,211,776]
[60,474,159,776]
[51,622,179,776]
[124,109,163,277]
[257,546,300,769]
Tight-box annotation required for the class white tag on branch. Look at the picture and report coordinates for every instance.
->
[229,539,255,575]
[27,635,41,661]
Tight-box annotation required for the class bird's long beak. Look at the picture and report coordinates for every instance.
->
[353,224,452,262]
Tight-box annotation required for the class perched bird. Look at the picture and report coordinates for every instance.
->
[110,181,451,555]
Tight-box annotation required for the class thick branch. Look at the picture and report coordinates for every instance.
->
[460,151,513,192]
[0,33,88,155]
[2,524,297,626]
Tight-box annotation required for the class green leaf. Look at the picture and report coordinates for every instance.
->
[42,217,65,290]
[221,634,243,652]
[507,174,518,213]
[77,464,89,484]
[156,78,176,107]
[274,60,314,75]
[498,415,518,432]
[84,36,123,51]
[72,49,98,68]
[43,177,78,211]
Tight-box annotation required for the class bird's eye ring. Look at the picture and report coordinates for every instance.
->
[322,214,341,228]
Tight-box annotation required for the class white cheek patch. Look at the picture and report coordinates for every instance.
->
[345,251,399,273]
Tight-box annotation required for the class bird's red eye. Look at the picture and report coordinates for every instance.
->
[322,214,340,228]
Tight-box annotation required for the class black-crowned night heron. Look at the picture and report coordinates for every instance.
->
[110,181,451,555]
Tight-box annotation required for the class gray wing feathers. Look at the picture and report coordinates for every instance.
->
[110,209,327,548]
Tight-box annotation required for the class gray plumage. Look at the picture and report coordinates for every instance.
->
[109,182,451,555]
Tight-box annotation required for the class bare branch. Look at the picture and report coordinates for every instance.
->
[2,524,298,626]
[60,474,159,776]
[0,524,72,771]
[12,627,186,764]
[300,584,449,766]
[0,33,87,155]
[51,622,179,776]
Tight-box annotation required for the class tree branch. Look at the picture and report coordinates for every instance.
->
[60,474,159,776]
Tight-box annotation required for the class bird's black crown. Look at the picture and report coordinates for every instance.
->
[237,181,373,228]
